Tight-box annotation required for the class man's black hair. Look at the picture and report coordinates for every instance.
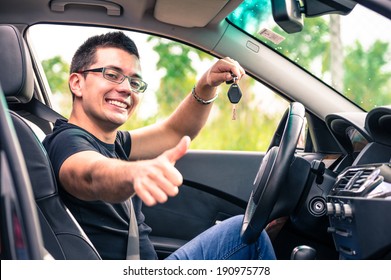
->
[70,31,140,74]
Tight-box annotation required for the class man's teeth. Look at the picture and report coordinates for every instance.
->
[108,100,128,109]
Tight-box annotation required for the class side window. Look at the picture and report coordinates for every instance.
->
[28,25,289,151]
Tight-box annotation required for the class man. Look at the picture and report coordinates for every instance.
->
[43,31,276,260]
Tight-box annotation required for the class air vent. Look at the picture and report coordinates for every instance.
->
[332,166,383,196]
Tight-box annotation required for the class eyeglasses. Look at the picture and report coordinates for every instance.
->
[79,67,148,93]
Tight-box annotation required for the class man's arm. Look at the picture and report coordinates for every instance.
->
[129,57,245,160]
[59,136,190,206]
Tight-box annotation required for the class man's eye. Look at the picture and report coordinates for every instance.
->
[105,71,121,81]
[130,80,141,88]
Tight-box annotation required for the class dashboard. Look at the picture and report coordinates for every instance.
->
[324,106,391,259]
[346,127,368,154]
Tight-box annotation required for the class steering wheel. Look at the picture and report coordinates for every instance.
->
[241,102,305,243]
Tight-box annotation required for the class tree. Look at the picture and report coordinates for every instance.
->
[227,0,270,32]
[145,37,208,115]
[42,55,69,95]
[268,15,390,111]
[269,17,330,76]
[42,56,72,117]
[330,14,344,92]
[344,40,391,110]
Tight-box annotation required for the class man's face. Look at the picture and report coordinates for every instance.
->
[76,47,143,130]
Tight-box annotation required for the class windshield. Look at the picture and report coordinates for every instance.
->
[227,0,391,111]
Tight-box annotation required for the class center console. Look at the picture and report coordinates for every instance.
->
[327,164,391,259]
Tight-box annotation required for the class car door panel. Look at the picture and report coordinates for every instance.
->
[142,150,265,258]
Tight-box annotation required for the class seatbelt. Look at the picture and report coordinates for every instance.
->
[26,97,67,123]
[9,97,67,134]
[126,198,140,260]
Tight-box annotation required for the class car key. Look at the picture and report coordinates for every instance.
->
[227,76,242,120]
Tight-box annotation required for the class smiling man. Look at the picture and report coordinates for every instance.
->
[43,31,276,260]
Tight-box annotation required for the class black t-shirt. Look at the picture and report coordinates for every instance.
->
[42,119,157,260]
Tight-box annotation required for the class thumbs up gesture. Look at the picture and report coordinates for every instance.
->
[133,136,190,206]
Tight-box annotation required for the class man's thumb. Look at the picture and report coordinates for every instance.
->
[164,136,190,163]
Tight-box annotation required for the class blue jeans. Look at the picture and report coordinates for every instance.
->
[165,215,276,260]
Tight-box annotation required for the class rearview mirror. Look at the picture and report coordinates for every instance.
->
[271,0,357,34]
[271,0,303,34]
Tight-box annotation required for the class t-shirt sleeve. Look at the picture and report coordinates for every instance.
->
[43,128,99,181]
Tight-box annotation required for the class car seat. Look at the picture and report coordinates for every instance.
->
[0,24,101,259]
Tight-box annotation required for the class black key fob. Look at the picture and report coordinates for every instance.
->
[227,83,242,104]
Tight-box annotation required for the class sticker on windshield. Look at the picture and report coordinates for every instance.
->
[259,28,285,45]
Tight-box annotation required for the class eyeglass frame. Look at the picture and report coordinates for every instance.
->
[78,67,148,93]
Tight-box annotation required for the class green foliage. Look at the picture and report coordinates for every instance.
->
[191,91,284,151]
[227,0,271,33]
[344,40,391,110]
[270,17,330,75]
[42,56,70,95]
[268,16,391,111]
[145,37,212,116]
[41,56,72,118]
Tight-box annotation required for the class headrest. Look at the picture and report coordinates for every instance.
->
[0,25,34,104]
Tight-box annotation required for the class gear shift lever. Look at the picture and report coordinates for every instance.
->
[290,245,317,260]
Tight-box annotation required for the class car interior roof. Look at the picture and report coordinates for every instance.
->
[1,0,241,30]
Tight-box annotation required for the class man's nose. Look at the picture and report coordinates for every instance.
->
[117,77,133,94]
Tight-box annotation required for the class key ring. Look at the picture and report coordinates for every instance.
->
[226,72,238,84]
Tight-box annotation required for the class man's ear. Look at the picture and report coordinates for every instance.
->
[69,73,83,98]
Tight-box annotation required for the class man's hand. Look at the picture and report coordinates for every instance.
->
[133,136,190,206]
[193,57,245,102]
[203,57,246,88]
